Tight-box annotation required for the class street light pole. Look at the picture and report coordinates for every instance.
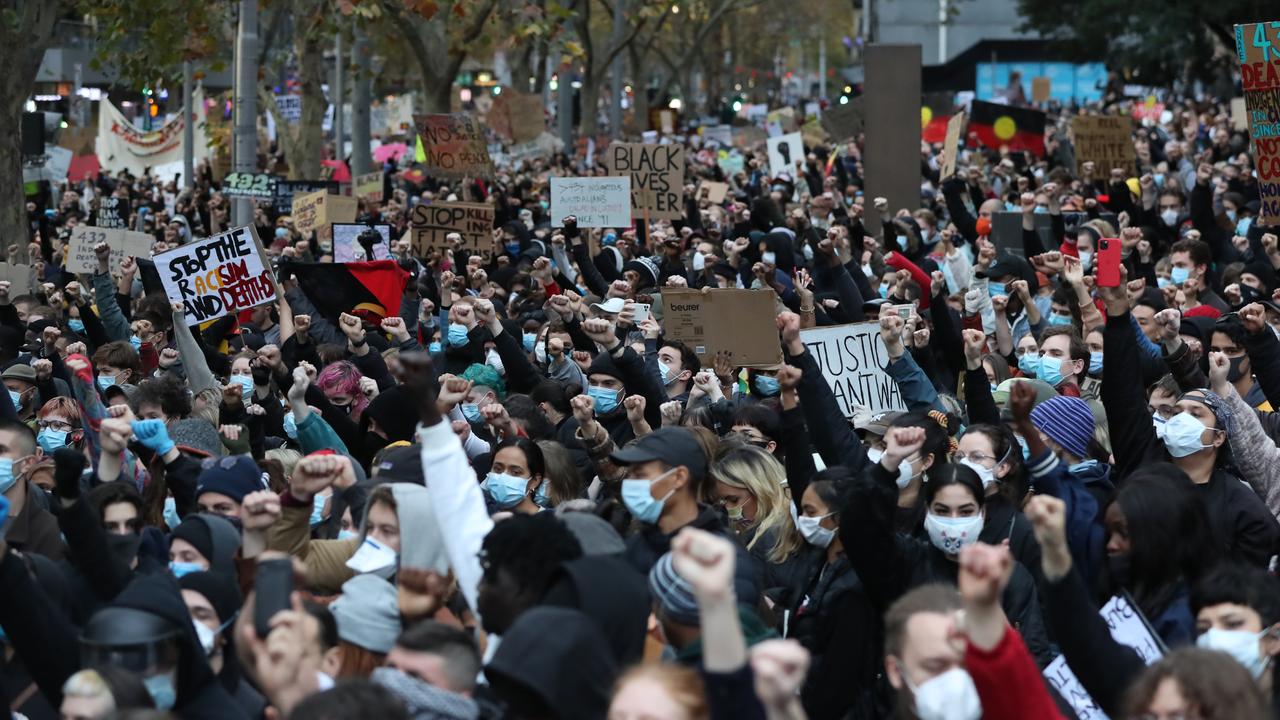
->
[232,0,259,227]
[183,60,194,191]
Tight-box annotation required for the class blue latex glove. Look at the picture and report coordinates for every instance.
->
[132,419,176,455]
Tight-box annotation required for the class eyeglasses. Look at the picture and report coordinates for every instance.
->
[953,452,996,464]
[37,420,74,432]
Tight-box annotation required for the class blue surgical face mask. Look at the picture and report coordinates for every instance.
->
[1170,266,1191,286]
[37,428,68,452]
[506,241,521,255]
[587,385,621,414]
[338,529,359,541]
[97,373,118,390]
[522,333,537,352]
[1033,205,1048,214]
[163,496,181,529]
[230,373,255,398]
[460,403,482,423]
[1048,312,1072,326]
[68,318,85,334]
[169,560,204,578]
[755,375,781,397]
[275,227,289,239]
[1157,277,1173,289]
[988,281,1007,298]
[447,323,470,346]
[762,251,777,265]
[621,468,677,524]
[1038,355,1066,387]
[603,232,618,246]
[879,284,890,299]
[1068,459,1099,473]
[129,335,143,350]
[309,491,328,526]
[283,411,298,439]
[895,236,909,251]
[0,458,16,495]
[486,472,531,509]
[1005,202,1019,213]
[1018,353,1039,376]
[7,389,20,411]
[1237,217,1252,237]
[143,673,177,711]
[428,341,443,353]
[1226,209,1238,223]
[1153,173,1165,187]
[534,480,551,508]
[1089,351,1103,374]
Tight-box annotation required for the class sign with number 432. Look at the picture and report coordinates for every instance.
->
[223,173,280,200]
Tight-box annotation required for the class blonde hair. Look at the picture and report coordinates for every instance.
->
[710,444,804,564]
[62,669,113,706]
[612,664,708,720]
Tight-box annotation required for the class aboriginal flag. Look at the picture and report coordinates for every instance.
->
[968,100,1046,157]
[279,258,410,327]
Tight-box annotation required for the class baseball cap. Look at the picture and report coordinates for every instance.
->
[610,427,707,482]
[591,297,627,314]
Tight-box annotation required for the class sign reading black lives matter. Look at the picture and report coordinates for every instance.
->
[603,143,686,220]
[156,226,277,325]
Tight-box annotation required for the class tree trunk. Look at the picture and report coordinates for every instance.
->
[421,79,453,114]
[0,0,60,263]
[579,80,601,136]
[292,26,326,180]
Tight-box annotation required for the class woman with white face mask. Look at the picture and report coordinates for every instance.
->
[1191,563,1280,699]
[954,425,1043,586]
[846,427,1054,667]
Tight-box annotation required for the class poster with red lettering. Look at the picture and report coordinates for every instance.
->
[1236,21,1280,223]
[156,226,277,325]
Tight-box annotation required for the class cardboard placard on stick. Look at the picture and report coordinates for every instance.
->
[820,97,865,142]
[1031,77,1052,104]
[155,226,276,325]
[700,181,729,204]
[661,289,781,367]
[66,226,154,274]
[415,113,493,179]
[292,190,357,236]
[1071,115,1136,176]
[798,322,907,416]
[602,143,686,220]
[408,202,496,262]
[549,177,631,228]
[767,133,804,178]
[488,92,546,145]
[0,264,33,295]
[1235,21,1280,223]
[941,112,966,180]
[275,180,338,215]
[354,172,383,202]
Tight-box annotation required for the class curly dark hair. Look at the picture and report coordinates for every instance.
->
[480,512,582,598]
[133,374,191,420]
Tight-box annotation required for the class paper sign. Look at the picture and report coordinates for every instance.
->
[659,110,675,135]
[275,180,338,215]
[415,113,494,179]
[66,226,154,274]
[155,226,276,325]
[767,132,804,178]
[223,172,280,200]
[1231,97,1249,131]
[354,172,383,202]
[1235,21,1280,222]
[602,143,686,220]
[703,124,733,146]
[96,196,125,229]
[820,98,865,141]
[661,288,781,367]
[332,223,392,262]
[550,177,631,228]
[766,107,799,134]
[488,92,546,145]
[798,322,908,416]
[1032,77,1052,104]
[1042,594,1163,720]
[0,264,33,294]
[408,202,496,261]
[275,95,301,122]
[700,181,729,204]
[292,191,358,236]
[1071,115,1135,176]
[941,112,966,179]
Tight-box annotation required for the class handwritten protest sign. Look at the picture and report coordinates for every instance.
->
[96,196,125,229]
[941,112,966,179]
[1032,77,1052,104]
[603,143,686,220]
[700,181,729,204]
[767,133,804,178]
[415,113,493,179]
[798,322,907,416]
[332,223,392,262]
[222,172,280,201]
[488,92,546,145]
[409,202,496,261]
[275,180,338,215]
[66,226,154,274]
[292,191,358,236]
[353,172,383,202]
[275,95,301,122]
[661,288,781,367]
[1236,21,1280,222]
[1071,115,1135,176]
[549,177,631,228]
[1042,594,1164,720]
[1231,97,1249,131]
[156,226,276,325]
[820,98,865,141]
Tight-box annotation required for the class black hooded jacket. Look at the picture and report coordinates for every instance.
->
[485,607,617,720]
[540,555,650,667]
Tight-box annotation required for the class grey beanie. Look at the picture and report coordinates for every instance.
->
[647,552,699,626]
[330,574,402,654]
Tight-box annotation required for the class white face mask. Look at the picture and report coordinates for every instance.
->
[486,348,506,375]
[790,505,835,547]
[903,666,983,720]
[1196,627,1273,679]
[959,458,996,488]
[345,537,398,579]
[924,513,984,555]
[1161,411,1213,458]
[691,251,707,271]
[193,620,216,656]
[534,341,548,365]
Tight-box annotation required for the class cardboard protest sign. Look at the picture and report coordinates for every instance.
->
[156,226,276,325]
[1031,77,1052,104]
[66,226,154,275]
[767,133,804,179]
[820,97,865,141]
[332,223,392,262]
[1071,115,1135,176]
[292,191,358,236]
[549,177,631,228]
[415,113,494,179]
[1043,594,1163,720]
[700,181,729,204]
[96,196,125,229]
[488,92,546,145]
[0,264,33,294]
[408,202,496,261]
[1235,21,1280,223]
[661,288,781,367]
[1231,97,1249,131]
[222,172,280,201]
[800,119,829,147]
[275,180,338,215]
[798,322,907,416]
[703,124,733,146]
[941,112,966,179]
[353,172,383,202]
[602,143,686,220]
[766,108,799,135]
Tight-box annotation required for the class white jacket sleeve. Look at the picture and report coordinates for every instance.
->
[447,405,492,459]
[419,419,493,617]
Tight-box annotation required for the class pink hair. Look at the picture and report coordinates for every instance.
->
[316,361,369,420]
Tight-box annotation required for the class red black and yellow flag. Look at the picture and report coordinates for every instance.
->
[280,258,410,327]
[968,100,1047,157]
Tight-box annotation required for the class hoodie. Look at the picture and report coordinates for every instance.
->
[109,573,249,719]
[539,555,649,666]
[485,607,617,720]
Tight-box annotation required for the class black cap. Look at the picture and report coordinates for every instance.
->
[610,427,706,481]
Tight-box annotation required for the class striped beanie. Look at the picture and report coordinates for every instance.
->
[647,552,699,626]
[1029,395,1095,460]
